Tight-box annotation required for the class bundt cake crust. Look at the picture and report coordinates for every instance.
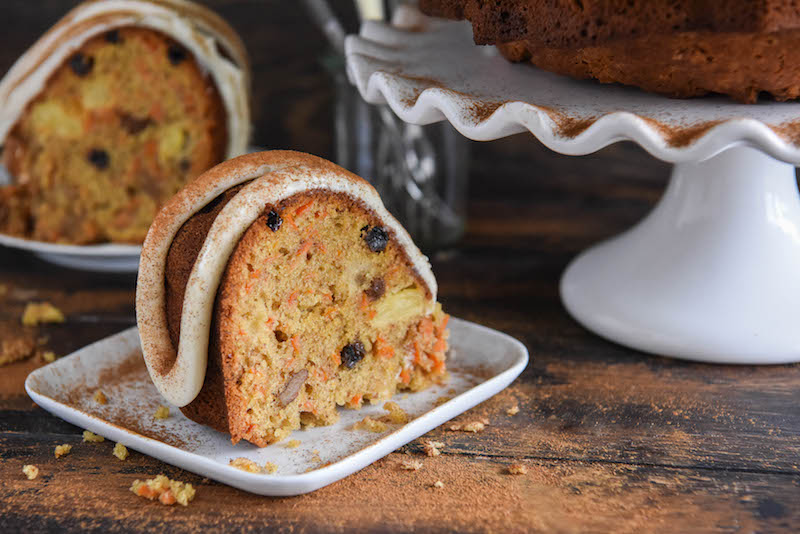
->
[497,30,800,103]
[137,151,438,409]
[420,0,800,48]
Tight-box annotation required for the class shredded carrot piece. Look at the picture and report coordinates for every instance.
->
[315,207,328,219]
[369,309,377,320]
[295,199,314,218]
[291,336,301,355]
[246,424,255,434]
[287,291,299,306]
[360,294,370,311]
[296,240,313,257]
[332,351,341,366]
[284,212,298,231]
[350,394,362,406]
[375,336,395,359]
[420,317,434,342]
[433,338,447,354]
[440,314,450,330]
[284,357,295,370]
[323,307,338,319]
[322,292,333,303]
[249,269,262,279]
[265,317,275,328]
[413,341,422,365]
[433,359,445,373]
[317,241,327,254]
[238,329,247,337]
[400,368,411,385]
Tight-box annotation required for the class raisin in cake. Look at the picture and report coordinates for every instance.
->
[0,0,250,244]
[137,151,449,447]
[420,0,800,103]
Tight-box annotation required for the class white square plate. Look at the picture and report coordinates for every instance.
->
[25,317,528,496]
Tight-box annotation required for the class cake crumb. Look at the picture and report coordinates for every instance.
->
[285,439,301,448]
[22,302,65,326]
[41,351,57,363]
[154,405,170,419]
[230,457,262,473]
[352,416,388,433]
[506,404,520,416]
[507,463,528,475]
[383,401,409,424]
[22,464,39,480]
[449,421,485,433]
[54,444,72,458]
[130,475,196,506]
[113,443,129,460]
[434,396,451,406]
[423,440,444,457]
[400,459,423,471]
[433,480,444,489]
[83,430,104,443]
[263,462,278,474]
[94,390,108,404]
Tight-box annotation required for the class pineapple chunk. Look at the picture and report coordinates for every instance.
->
[371,287,426,329]
[81,77,110,109]
[30,101,82,138]
[158,123,187,165]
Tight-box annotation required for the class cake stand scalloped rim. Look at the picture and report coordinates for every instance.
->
[345,13,800,165]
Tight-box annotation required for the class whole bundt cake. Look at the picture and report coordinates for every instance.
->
[420,0,800,103]
[137,151,449,447]
[0,0,250,244]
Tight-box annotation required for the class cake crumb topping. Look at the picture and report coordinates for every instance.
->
[130,475,196,506]
[383,402,409,424]
[22,464,39,480]
[433,480,445,489]
[113,443,129,461]
[284,439,301,448]
[41,351,57,363]
[230,457,261,473]
[54,444,72,458]
[22,302,65,326]
[83,430,104,443]
[154,405,170,419]
[506,404,520,416]
[400,459,423,471]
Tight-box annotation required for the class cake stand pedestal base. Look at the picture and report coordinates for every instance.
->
[561,146,800,363]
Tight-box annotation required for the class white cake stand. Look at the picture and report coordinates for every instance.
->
[346,7,800,364]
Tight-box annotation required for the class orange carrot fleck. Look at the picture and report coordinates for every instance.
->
[291,336,301,355]
[296,240,313,257]
[284,357,295,370]
[284,212,298,231]
[238,329,247,337]
[265,317,275,328]
[360,293,370,311]
[413,341,422,365]
[249,269,262,279]
[246,424,255,434]
[287,291,299,306]
[432,359,445,373]
[433,338,447,354]
[159,491,176,506]
[376,336,395,359]
[315,207,328,219]
[369,309,377,320]
[322,292,333,303]
[323,307,338,319]
[350,394,362,406]
[332,351,341,366]
[295,199,314,218]
[400,368,411,385]
[440,314,450,330]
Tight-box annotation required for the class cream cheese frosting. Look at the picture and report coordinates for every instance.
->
[136,151,437,407]
[0,0,250,159]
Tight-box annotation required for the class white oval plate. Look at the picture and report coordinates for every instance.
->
[25,317,529,496]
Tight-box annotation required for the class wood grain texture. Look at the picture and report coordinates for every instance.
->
[2,1,800,532]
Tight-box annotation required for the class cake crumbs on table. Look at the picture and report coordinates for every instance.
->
[54,444,72,458]
[352,416,388,433]
[263,462,278,474]
[21,302,65,326]
[83,430,104,443]
[41,351,57,363]
[113,443,129,460]
[449,421,486,433]
[154,405,170,419]
[284,439,301,448]
[424,440,444,457]
[22,464,39,480]
[130,475,196,506]
[433,480,445,489]
[93,390,108,404]
[383,401,409,424]
[507,463,528,475]
[400,459,424,471]
[230,457,262,473]
[434,395,451,406]
[506,404,520,416]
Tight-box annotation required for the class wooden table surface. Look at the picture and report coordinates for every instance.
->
[2,2,800,533]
